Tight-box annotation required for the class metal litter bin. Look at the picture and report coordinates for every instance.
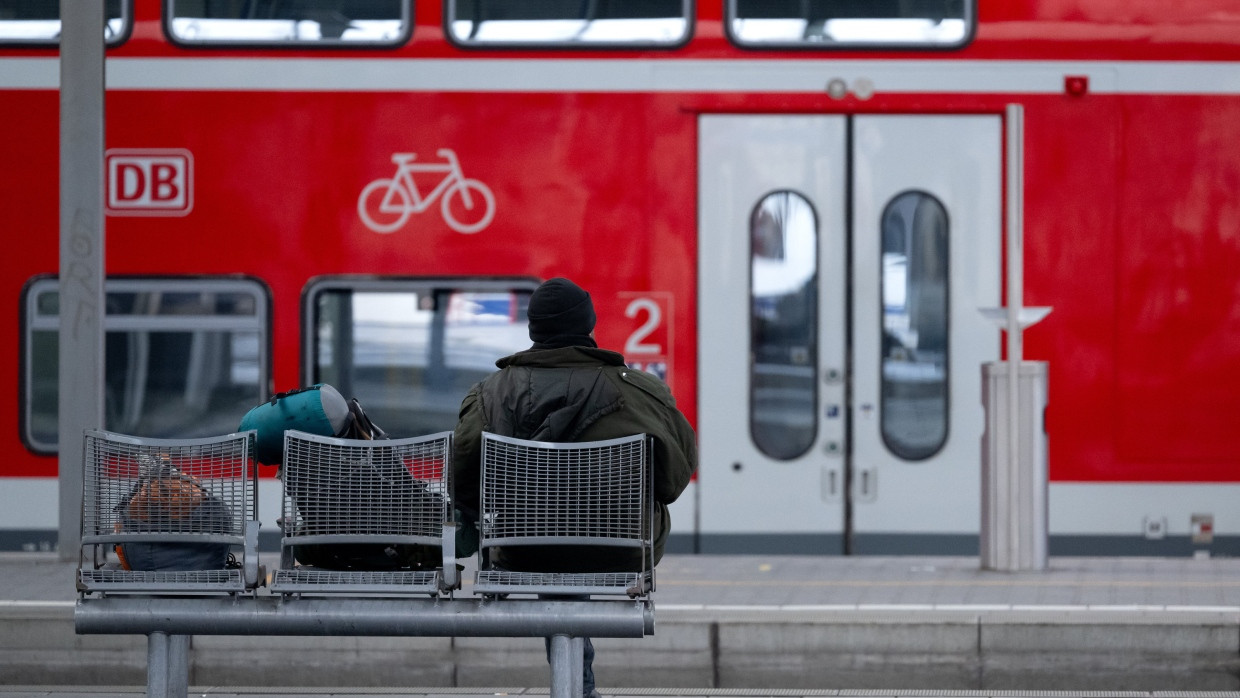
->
[980,361,1048,571]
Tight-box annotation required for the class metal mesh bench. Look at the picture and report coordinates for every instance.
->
[75,431,659,698]
[74,430,653,698]
[473,432,654,598]
[77,429,261,595]
[270,429,457,596]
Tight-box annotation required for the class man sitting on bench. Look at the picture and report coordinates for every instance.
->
[453,277,698,697]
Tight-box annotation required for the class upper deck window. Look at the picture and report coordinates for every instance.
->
[447,0,690,47]
[729,0,972,49]
[166,0,409,46]
[0,0,128,46]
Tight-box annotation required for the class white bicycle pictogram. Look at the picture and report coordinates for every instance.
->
[357,149,495,234]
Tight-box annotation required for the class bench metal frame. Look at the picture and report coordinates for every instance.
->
[74,429,657,698]
[75,595,654,698]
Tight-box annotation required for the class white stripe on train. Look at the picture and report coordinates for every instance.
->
[3,57,1240,95]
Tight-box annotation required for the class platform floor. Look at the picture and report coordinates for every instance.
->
[8,552,1240,607]
[4,552,1240,693]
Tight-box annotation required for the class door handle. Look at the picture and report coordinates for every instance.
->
[820,466,841,502]
[854,467,878,502]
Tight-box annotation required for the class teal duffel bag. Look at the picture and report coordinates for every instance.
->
[238,383,351,466]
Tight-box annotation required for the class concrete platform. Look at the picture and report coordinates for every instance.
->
[3,553,1240,692]
[2,690,1240,698]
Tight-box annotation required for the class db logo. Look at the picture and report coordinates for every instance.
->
[106,149,193,216]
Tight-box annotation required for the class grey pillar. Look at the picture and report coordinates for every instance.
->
[57,1,107,560]
[981,361,1049,571]
[549,634,575,698]
[147,632,190,698]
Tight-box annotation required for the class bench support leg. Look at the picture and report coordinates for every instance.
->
[548,633,584,698]
[147,631,189,698]
[571,636,585,696]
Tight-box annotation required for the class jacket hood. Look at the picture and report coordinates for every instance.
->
[495,344,626,370]
[483,346,627,442]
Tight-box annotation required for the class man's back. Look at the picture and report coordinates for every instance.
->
[454,344,696,572]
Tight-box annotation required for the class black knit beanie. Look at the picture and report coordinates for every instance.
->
[527,277,597,349]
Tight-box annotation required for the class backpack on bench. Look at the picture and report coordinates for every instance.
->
[242,385,438,571]
[239,384,357,467]
[114,457,236,572]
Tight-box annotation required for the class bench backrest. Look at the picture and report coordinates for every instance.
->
[78,429,260,595]
[475,431,653,597]
[272,429,456,595]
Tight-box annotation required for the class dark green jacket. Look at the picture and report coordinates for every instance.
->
[453,345,697,572]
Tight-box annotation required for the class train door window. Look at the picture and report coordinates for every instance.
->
[728,0,973,48]
[447,0,690,47]
[22,277,270,454]
[165,0,410,45]
[880,191,949,460]
[750,191,818,460]
[0,0,129,46]
[305,277,537,437]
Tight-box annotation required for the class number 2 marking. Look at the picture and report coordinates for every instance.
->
[624,298,662,355]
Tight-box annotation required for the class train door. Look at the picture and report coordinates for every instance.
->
[697,114,1000,554]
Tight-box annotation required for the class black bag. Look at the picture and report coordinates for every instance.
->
[114,462,235,572]
[291,539,438,571]
[283,401,439,571]
[340,397,388,441]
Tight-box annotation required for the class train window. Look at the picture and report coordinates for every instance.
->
[0,0,129,46]
[305,277,537,437]
[728,0,973,49]
[749,191,818,461]
[447,0,690,47]
[22,277,270,455]
[880,191,949,460]
[165,0,410,46]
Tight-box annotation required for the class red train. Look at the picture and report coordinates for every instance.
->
[2,0,1238,555]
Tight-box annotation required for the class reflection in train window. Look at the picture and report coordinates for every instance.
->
[306,278,537,437]
[0,0,128,45]
[728,0,972,48]
[750,191,818,461]
[447,0,689,46]
[166,0,408,45]
[22,277,269,454]
[881,191,949,460]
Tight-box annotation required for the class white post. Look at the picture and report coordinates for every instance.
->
[1005,104,1024,565]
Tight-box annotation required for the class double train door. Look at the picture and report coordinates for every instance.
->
[697,115,1000,554]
